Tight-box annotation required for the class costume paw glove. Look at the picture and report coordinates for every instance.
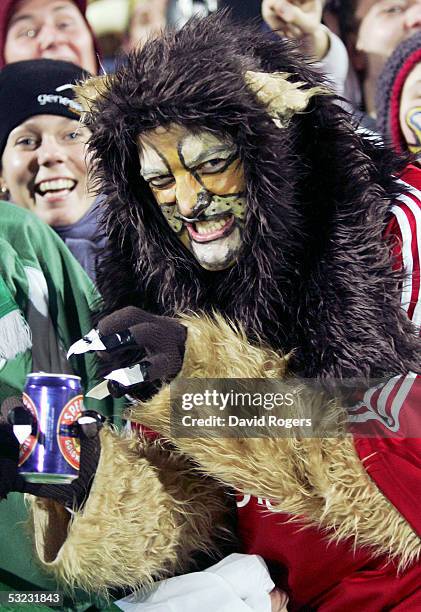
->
[0,422,23,500]
[97,306,187,394]
[0,397,104,510]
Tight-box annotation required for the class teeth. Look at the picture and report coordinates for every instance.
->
[195,218,228,234]
[38,179,76,193]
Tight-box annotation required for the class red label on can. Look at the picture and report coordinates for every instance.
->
[19,393,39,467]
[56,395,83,469]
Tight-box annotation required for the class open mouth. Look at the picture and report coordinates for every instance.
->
[35,178,77,200]
[186,214,235,243]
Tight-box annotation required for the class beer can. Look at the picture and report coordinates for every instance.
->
[18,373,83,484]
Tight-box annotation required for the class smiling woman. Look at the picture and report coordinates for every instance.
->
[0,58,103,282]
[2,115,92,226]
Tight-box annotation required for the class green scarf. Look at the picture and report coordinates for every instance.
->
[0,276,32,360]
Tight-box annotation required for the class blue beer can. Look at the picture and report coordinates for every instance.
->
[18,373,83,484]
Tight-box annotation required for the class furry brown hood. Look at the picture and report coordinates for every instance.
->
[84,12,420,381]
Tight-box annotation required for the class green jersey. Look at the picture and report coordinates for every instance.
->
[0,201,123,606]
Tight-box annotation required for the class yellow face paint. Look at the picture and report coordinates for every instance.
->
[405,107,421,154]
[137,124,247,271]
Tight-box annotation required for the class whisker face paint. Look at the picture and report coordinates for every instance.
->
[137,124,247,271]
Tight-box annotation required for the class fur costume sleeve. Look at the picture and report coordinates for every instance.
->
[131,314,421,570]
[29,427,230,595]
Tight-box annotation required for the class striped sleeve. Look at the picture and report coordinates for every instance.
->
[348,179,421,435]
[352,179,421,531]
[389,180,421,330]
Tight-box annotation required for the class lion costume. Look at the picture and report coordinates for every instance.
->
[25,14,421,610]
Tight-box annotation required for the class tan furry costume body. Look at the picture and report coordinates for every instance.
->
[30,315,420,596]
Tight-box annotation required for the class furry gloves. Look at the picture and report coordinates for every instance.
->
[0,397,103,509]
[96,306,187,398]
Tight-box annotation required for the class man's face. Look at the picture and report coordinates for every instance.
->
[137,124,247,271]
[399,62,421,161]
[4,0,97,74]
[356,0,421,60]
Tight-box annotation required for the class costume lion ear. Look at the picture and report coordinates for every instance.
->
[73,75,114,114]
[244,70,329,128]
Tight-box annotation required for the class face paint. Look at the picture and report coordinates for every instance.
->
[160,205,183,233]
[405,107,421,154]
[399,63,421,158]
[137,124,247,271]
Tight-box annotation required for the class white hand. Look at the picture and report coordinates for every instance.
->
[261,0,329,59]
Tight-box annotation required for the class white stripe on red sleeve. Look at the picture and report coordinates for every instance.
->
[349,182,421,431]
[392,182,421,329]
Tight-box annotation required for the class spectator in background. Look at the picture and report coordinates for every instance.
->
[0,59,103,282]
[85,0,168,68]
[330,0,421,128]
[85,0,129,70]
[125,0,168,52]
[376,31,421,166]
[261,0,350,98]
[0,0,101,74]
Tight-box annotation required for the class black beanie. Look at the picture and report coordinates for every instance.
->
[0,59,90,157]
[375,31,421,153]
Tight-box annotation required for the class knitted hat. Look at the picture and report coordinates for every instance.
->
[0,0,101,72]
[0,58,89,157]
[376,31,421,153]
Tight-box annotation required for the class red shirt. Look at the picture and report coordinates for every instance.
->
[237,165,421,611]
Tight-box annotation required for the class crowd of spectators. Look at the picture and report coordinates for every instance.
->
[81,0,421,158]
[2,1,421,157]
